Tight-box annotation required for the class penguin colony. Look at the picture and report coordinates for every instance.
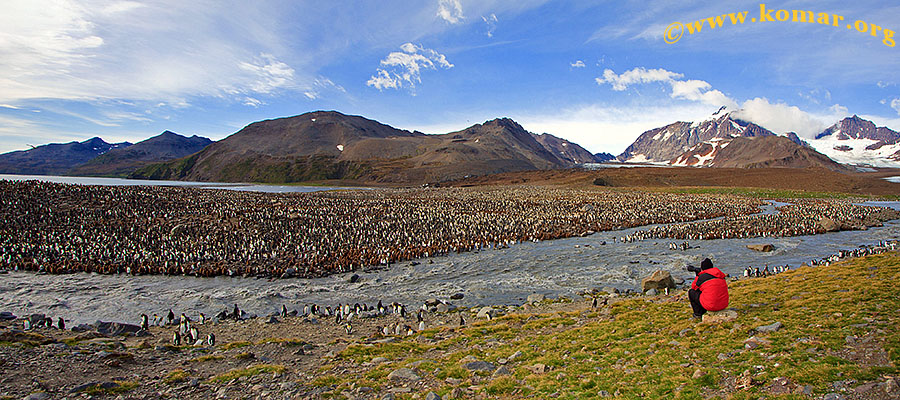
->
[3,180,895,280]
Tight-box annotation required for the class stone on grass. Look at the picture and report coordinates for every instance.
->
[701,310,737,324]
[463,361,495,371]
[425,392,441,400]
[492,365,512,378]
[527,363,547,374]
[756,321,783,333]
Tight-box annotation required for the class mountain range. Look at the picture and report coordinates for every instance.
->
[2,109,898,184]
[129,111,604,183]
[0,132,211,177]
[619,108,900,169]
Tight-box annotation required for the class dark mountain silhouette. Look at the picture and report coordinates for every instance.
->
[0,137,131,175]
[69,131,212,177]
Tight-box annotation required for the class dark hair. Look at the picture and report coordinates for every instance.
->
[701,258,713,270]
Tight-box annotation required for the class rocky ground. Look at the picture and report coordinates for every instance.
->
[2,252,900,400]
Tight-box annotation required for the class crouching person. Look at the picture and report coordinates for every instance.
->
[687,258,729,318]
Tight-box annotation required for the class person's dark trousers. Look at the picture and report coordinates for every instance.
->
[688,289,706,317]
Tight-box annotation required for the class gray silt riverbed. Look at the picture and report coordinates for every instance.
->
[1,201,898,326]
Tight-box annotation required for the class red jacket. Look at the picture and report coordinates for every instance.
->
[691,267,729,311]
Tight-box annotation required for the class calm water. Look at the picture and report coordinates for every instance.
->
[0,174,355,193]
[1,200,898,326]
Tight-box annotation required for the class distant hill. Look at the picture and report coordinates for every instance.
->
[0,137,131,176]
[69,131,212,177]
[131,111,596,184]
[532,132,603,164]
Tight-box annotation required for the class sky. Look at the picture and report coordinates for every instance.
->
[1,0,899,155]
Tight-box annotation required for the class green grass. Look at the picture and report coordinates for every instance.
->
[222,341,252,350]
[82,380,139,395]
[164,369,191,384]
[208,364,286,383]
[324,251,900,399]
[189,354,225,363]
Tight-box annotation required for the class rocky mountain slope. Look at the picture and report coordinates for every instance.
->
[69,131,212,177]
[131,111,596,183]
[0,137,131,175]
[618,107,775,163]
[807,115,900,167]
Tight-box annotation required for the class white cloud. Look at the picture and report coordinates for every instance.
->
[891,99,900,116]
[732,98,830,138]
[242,97,263,107]
[367,43,453,92]
[237,53,296,95]
[597,67,737,108]
[437,0,464,24]
[570,60,585,68]
[482,13,498,37]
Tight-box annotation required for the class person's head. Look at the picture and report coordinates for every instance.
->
[701,258,713,270]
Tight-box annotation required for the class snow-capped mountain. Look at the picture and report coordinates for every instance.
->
[807,116,900,167]
[617,106,776,163]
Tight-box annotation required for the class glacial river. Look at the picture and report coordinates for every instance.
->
[0,176,898,326]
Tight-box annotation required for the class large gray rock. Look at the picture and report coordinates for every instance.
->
[95,321,141,336]
[641,270,676,292]
[387,368,420,381]
[756,321,783,333]
[476,307,500,319]
[818,217,840,232]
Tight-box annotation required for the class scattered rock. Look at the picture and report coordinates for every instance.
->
[746,244,775,252]
[371,357,388,364]
[508,350,524,361]
[381,394,396,400]
[463,361,495,371]
[691,369,706,379]
[0,311,16,321]
[425,298,441,307]
[425,391,441,400]
[701,310,737,324]
[644,288,658,296]
[450,293,464,300]
[387,368,420,382]
[436,303,454,313]
[756,321,783,333]
[822,394,845,400]
[266,316,279,324]
[601,287,619,295]
[349,274,360,283]
[678,328,694,337]
[641,270,676,292]
[24,392,50,400]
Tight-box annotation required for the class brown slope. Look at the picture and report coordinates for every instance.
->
[708,136,849,171]
[131,112,575,184]
[532,132,601,164]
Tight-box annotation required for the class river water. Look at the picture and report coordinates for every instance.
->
[0,176,898,326]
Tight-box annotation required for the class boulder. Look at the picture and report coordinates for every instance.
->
[436,303,455,313]
[526,294,546,303]
[450,293,465,300]
[701,310,738,324]
[95,321,141,336]
[746,244,775,252]
[527,363,547,374]
[0,311,16,321]
[476,307,500,319]
[641,270,676,292]
[818,217,840,232]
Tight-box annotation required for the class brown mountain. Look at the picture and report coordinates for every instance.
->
[69,131,212,177]
[671,136,848,171]
[531,132,603,164]
[131,111,590,183]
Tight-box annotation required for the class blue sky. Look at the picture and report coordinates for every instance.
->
[1,0,899,154]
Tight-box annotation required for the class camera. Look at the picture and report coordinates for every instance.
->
[684,265,701,274]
